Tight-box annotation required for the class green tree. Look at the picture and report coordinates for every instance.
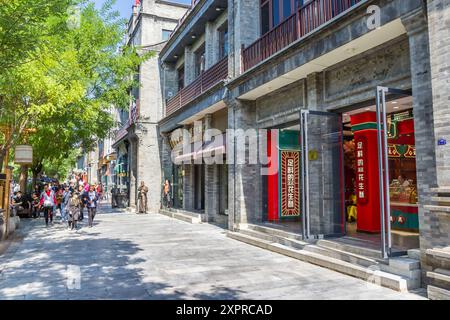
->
[0,0,152,176]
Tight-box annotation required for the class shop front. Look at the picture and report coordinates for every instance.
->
[260,87,420,258]
[112,144,130,208]
[264,129,302,232]
[339,87,419,257]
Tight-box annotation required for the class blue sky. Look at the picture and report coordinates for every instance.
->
[94,0,191,19]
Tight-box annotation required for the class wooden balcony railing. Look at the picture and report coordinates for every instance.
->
[114,99,140,143]
[166,56,228,117]
[242,0,362,71]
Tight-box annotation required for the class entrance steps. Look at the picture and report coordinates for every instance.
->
[424,188,450,300]
[227,224,422,292]
[426,246,450,300]
[158,208,203,224]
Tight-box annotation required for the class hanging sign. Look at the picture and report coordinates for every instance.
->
[14,145,33,165]
[280,151,300,217]
[355,137,368,204]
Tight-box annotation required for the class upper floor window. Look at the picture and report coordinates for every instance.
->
[260,0,304,35]
[218,22,228,59]
[194,44,205,78]
[162,29,172,41]
[178,66,185,91]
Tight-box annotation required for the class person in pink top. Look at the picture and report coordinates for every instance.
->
[84,182,90,192]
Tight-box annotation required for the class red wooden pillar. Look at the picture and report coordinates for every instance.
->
[267,130,279,221]
[351,112,381,233]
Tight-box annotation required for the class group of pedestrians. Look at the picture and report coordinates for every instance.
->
[32,182,100,229]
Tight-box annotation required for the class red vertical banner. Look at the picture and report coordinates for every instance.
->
[355,136,368,204]
[280,151,300,217]
[267,130,279,221]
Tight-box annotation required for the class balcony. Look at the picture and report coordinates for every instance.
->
[165,56,228,117]
[114,100,140,143]
[242,0,362,72]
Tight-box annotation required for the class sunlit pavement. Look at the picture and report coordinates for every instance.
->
[0,202,427,300]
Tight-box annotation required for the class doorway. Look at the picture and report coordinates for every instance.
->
[194,164,205,211]
[339,87,419,257]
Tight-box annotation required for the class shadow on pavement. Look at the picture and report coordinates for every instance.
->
[0,219,245,300]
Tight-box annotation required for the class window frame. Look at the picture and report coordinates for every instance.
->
[218,21,229,60]
[194,43,206,78]
[260,0,303,36]
[177,65,185,91]
[162,29,173,41]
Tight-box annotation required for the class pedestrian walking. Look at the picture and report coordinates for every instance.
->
[87,185,99,228]
[55,187,64,220]
[31,192,40,218]
[67,190,81,230]
[78,184,86,221]
[163,179,171,208]
[61,185,71,223]
[39,184,56,227]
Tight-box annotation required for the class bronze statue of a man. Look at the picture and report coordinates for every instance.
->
[137,181,149,214]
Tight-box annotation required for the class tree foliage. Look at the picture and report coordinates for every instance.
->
[0,0,152,179]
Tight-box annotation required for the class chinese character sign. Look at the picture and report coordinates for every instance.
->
[281,151,300,217]
[355,137,368,204]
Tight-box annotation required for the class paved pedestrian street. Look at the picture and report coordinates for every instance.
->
[0,204,426,300]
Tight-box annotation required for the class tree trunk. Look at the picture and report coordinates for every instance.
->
[0,149,5,173]
[19,165,29,193]
[31,160,43,191]
[32,172,38,191]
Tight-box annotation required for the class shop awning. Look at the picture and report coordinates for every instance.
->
[173,142,203,164]
[196,133,226,158]
[173,133,226,164]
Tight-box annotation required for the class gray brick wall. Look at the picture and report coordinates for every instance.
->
[427,0,450,188]
[183,164,194,211]
[228,0,260,77]
[227,98,262,228]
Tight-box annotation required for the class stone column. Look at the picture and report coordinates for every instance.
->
[205,22,217,69]
[306,72,324,112]
[227,98,261,229]
[204,114,219,222]
[128,137,139,210]
[401,8,438,279]
[182,125,194,211]
[183,164,194,211]
[426,0,450,188]
[184,46,196,85]
[228,0,261,77]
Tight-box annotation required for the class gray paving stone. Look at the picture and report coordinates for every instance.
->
[0,203,427,300]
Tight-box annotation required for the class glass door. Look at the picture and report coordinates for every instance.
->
[376,86,416,258]
[301,110,345,240]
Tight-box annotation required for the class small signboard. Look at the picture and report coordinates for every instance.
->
[438,138,447,146]
[15,145,33,164]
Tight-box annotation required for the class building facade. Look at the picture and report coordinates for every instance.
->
[156,0,450,298]
[112,0,189,210]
